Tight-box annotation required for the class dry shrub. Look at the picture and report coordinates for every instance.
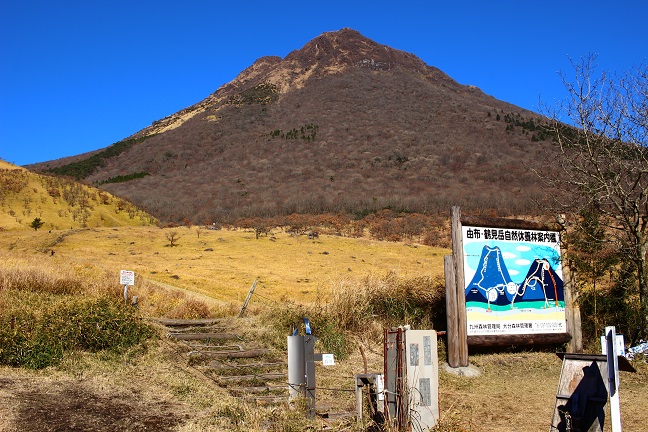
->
[327,271,446,334]
[165,298,211,319]
[267,272,446,360]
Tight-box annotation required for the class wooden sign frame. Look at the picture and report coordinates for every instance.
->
[445,207,581,368]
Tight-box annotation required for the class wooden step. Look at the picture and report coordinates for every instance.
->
[190,348,271,359]
[227,385,288,395]
[186,346,244,358]
[181,343,243,350]
[169,333,240,341]
[243,395,289,404]
[207,361,285,370]
[164,325,235,333]
[217,372,287,382]
[153,318,225,327]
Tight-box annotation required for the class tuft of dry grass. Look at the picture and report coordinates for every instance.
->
[262,272,447,360]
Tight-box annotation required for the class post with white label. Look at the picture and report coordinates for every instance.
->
[120,270,135,304]
[605,326,622,432]
[287,318,334,418]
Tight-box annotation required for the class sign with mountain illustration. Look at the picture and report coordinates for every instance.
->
[462,226,566,336]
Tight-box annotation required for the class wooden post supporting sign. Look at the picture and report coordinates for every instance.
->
[444,255,459,367]
[450,206,469,367]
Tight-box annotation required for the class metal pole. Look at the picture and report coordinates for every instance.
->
[605,326,622,432]
[287,335,305,401]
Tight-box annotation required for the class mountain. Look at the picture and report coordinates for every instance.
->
[465,246,515,307]
[0,159,155,231]
[518,259,564,305]
[465,245,564,309]
[28,28,558,223]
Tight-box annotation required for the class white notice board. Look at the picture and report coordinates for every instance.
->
[120,270,135,286]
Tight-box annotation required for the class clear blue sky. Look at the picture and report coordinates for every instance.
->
[1,1,646,166]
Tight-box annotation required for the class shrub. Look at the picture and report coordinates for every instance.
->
[0,296,154,369]
[166,298,211,319]
[266,273,446,360]
[0,256,154,369]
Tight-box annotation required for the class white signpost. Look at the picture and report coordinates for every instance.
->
[120,270,135,303]
[605,326,622,432]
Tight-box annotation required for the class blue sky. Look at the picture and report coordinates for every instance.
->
[1,1,646,166]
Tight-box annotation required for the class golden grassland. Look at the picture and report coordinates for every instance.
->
[0,160,155,231]
[1,224,647,431]
[0,226,447,304]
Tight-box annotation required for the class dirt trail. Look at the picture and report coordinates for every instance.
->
[0,376,186,432]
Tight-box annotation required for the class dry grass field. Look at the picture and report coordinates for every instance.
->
[0,226,646,431]
[0,226,446,303]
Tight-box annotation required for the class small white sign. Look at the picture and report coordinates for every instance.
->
[120,270,135,286]
[321,353,335,366]
[375,374,385,401]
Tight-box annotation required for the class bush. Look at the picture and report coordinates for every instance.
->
[266,273,446,360]
[0,295,154,369]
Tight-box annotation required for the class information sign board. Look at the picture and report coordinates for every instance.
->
[462,226,567,336]
[120,270,135,286]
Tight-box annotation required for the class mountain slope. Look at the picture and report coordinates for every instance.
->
[1,159,155,231]
[30,29,556,223]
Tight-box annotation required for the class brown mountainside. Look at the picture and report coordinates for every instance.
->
[30,29,555,223]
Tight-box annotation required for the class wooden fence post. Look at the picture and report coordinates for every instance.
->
[564,261,583,353]
[238,279,258,318]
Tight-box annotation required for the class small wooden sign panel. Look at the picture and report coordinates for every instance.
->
[551,353,635,432]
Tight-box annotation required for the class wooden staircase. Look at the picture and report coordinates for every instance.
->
[153,318,289,403]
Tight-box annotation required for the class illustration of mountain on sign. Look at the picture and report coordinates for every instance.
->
[465,245,564,311]
[462,226,566,336]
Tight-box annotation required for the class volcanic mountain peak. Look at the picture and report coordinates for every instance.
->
[30,28,556,223]
[137,28,457,137]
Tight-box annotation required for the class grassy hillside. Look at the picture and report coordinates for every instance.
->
[0,160,156,231]
[0,226,446,303]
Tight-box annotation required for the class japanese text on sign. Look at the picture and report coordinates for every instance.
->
[465,228,558,243]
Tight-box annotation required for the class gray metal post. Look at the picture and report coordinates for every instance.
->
[287,335,306,401]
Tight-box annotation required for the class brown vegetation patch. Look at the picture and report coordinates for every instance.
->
[0,376,185,432]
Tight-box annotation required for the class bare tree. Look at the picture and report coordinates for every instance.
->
[165,230,181,247]
[542,54,648,339]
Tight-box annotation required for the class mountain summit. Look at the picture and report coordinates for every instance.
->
[131,28,463,137]
[31,29,555,223]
